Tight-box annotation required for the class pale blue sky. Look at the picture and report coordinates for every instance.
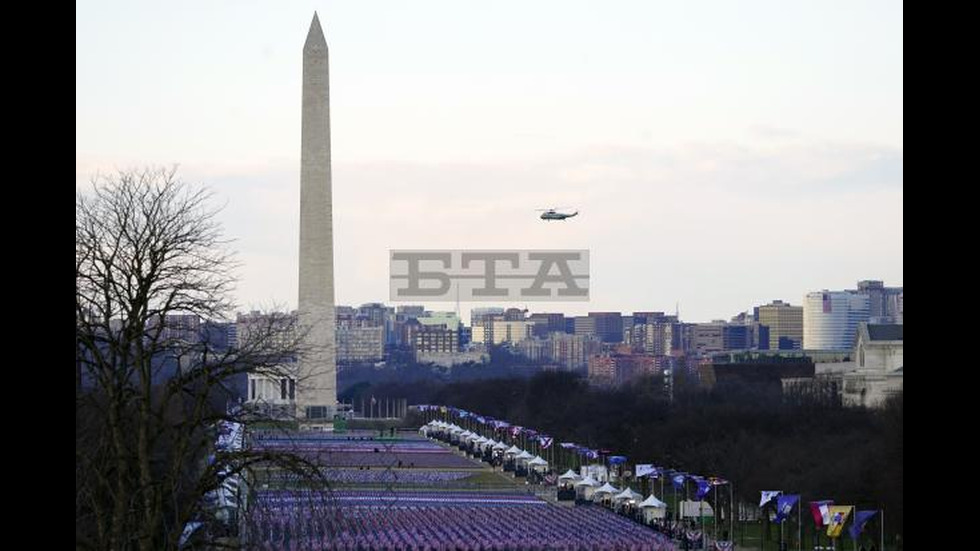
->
[76,1,903,322]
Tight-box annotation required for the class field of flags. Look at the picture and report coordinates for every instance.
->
[241,428,675,550]
[417,404,888,551]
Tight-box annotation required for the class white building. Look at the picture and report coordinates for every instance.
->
[803,291,870,350]
[786,323,903,408]
[841,323,903,407]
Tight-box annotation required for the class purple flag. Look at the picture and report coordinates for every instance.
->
[774,494,800,523]
[695,477,712,500]
[848,510,877,540]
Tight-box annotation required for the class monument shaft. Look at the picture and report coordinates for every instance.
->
[297,13,336,423]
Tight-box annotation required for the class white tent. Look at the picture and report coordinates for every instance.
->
[493,441,508,451]
[639,495,667,508]
[592,482,619,504]
[594,482,620,496]
[504,445,522,455]
[575,475,599,500]
[516,450,534,461]
[528,456,548,472]
[558,469,581,481]
[574,475,598,487]
[613,488,643,503]
[639,495,668,521]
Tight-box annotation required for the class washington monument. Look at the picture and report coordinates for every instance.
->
[297,12,337,425]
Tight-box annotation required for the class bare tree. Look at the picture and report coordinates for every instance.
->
[76,168,326,550]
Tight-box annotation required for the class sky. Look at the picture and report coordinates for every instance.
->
[76,1,903,322]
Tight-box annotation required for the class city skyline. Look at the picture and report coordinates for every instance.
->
[76,1,903,323]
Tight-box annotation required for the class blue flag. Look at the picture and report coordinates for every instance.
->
[848,510,877,540]
[635,464,656,478]
[695,477,712,500]
[760,491,782,508]
[672,473,687,489]
[774,494,800,523]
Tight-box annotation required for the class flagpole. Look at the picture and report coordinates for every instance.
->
[729,482,734,546]
[798,495,802,551]
[714,484,718,543]
[880,508,884,551]
[700,498,705,550]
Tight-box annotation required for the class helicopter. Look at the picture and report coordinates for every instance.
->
[537,207,579,221]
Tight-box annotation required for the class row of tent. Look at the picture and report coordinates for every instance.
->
[421,421,549,470]
[422,420,673,523]
[557,469,669,523]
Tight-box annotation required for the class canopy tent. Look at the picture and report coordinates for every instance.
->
[573,476,598,487]
[516,450,534,461]
[638,495,667,509]
[558,469,581,481]
[492,441,508,451]
[504,445,522,455]
[593,482,620,500]
[639,494,668,521]
[575,475,600,500]
[613,488,643,503]
[528,456,548,472]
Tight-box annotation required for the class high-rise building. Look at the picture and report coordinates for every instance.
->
[470,307,505,344]
[504,307,527,321]
[632,312,671,325]
[548,333,602,372]
[397,305,425,317]
[490,320,534,344]
[803,291,871,350]
[356,302,390,326]
[589,312,624,343]
[855,280,904,323]
[470,307,505,328]
[528,313,566,337]
[757,300,804,350]
[692,322,726,357]
[573,316,597,337]
[412,324,459,358]
[627,322,671,356]
[336,325,384,363]
[722,324,752,351]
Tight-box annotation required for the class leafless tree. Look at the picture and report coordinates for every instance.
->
[76,168,328,550]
